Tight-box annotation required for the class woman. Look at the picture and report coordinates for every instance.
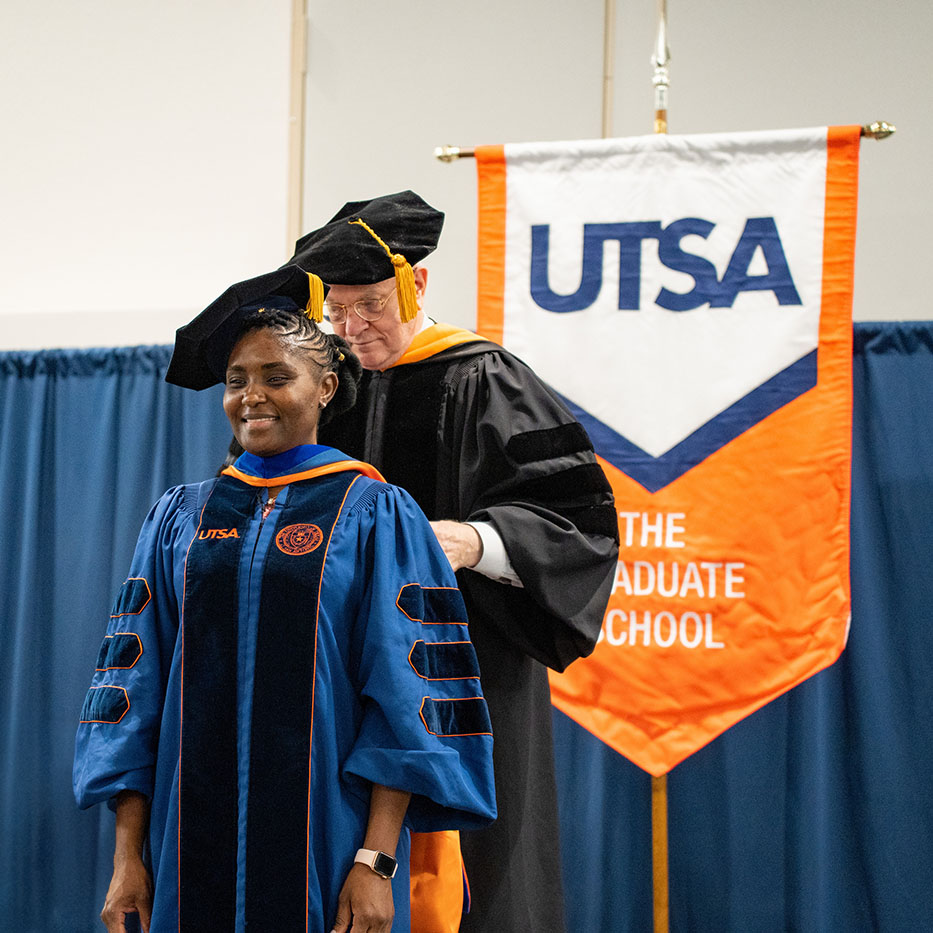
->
[73,267,496,933]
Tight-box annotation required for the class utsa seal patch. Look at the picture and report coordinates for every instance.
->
[276,523,324,556]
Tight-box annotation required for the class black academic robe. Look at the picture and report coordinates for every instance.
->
[320,324,619,933]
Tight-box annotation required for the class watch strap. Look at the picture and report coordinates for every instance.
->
[354,847,398,879]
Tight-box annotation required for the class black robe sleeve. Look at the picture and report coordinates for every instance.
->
[439,349,619,671]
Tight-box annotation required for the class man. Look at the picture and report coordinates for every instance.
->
[289,190,619,932]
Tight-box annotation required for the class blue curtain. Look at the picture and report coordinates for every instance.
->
[1,325,931,931]
[0,346,229,932]
[554,321,933,932]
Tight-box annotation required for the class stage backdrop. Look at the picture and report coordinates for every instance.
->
[0,346,230,932]
[477,127,860,776]
[1,326,931,931]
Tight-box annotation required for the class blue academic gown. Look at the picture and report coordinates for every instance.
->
[74,445,496,933]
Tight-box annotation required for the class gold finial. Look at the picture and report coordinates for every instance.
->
[434,146,463,162]
[861,121,896,140]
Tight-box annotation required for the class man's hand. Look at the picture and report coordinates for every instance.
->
[429,520,483,572]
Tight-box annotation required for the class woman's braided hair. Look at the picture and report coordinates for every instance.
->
[217,307,362,472]
[234,307,362,426]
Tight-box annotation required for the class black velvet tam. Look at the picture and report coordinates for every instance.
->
[166,265,321,390]
[286,189,445,285]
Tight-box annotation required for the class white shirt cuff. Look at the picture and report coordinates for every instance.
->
[466,522,523,587]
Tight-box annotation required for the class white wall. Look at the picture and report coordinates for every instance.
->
[303,0,605,329]
[303,0,930,330]
[1,0,928,350]
[0,0,292,349]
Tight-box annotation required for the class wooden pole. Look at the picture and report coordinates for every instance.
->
[602,0,616,138]
[650,2,670,927]
[652,774,670,933]
[286,0,308,254]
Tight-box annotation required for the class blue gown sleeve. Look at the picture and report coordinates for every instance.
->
[340,483,497,832]
[73,485,194,809]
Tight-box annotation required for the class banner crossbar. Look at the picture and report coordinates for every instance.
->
[434,123,895,163]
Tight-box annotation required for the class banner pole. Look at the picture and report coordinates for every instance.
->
[602,0,617,138]
[649,4,671,929]
[652,773,670,933]
[651,0,670,134]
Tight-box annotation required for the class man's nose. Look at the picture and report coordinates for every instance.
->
[344,311,369,337]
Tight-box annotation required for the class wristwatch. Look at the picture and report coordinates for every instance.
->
[354,847,398,879]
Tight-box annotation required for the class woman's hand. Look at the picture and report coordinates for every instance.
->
[330,863,394,933]
[100,853,153,933]
[331,783,410,932]
[102,790,153,932]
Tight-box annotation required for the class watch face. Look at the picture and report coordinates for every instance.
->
[372,852,398,878]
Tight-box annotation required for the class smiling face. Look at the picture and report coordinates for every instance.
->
[222,328,338,457]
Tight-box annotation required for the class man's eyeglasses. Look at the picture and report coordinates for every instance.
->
[324,287,397,324]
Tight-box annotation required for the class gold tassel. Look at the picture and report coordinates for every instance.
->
[390,253,419,323]
[349,218,420,323]
[304,272,325,323]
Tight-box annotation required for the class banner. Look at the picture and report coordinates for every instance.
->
[476,127,859,775]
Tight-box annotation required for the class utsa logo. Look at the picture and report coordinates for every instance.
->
[530,216,801,312]
[198,528,240,540]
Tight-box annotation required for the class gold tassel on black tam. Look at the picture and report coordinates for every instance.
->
[349,219,420,323]
[304,271,325,323]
